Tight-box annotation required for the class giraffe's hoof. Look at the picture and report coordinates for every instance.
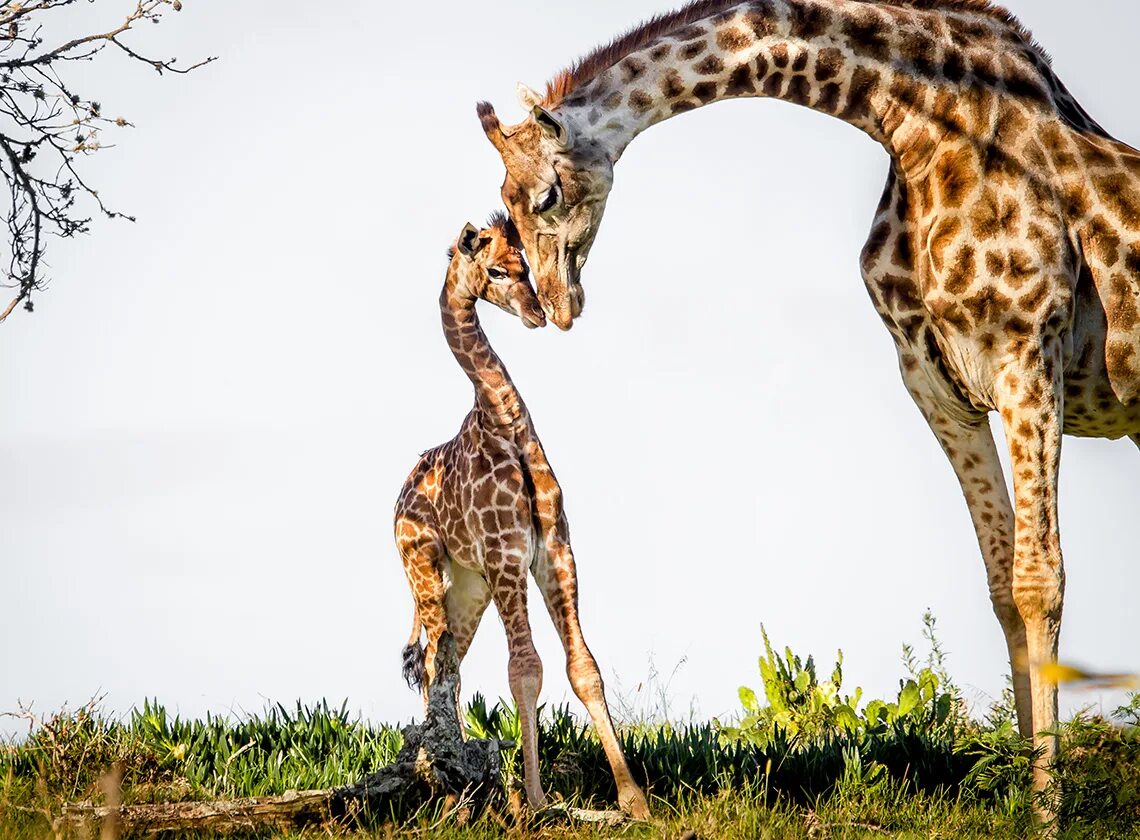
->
[621,788,651,820]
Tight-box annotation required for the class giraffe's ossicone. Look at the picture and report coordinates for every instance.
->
[393,215,650,819]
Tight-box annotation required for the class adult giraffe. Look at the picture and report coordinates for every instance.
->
[476,0,1140,796]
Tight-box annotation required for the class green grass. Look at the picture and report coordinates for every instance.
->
[3,622,1138,838]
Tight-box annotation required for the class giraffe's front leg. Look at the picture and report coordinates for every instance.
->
[896,354,1031,736]
[995,346,1066,799]
[444,564,492,732]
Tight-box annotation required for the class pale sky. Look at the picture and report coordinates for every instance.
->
[2,0,1137,737]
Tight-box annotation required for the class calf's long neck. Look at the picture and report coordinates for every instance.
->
[440,269,526,430]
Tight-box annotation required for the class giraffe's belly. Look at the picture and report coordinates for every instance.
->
[1063,390,1140,438]
[1063,285,1140,438]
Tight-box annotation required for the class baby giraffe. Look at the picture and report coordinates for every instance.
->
[394,214,650,819]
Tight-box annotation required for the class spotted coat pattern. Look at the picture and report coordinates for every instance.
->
[393,222,649,818]
[478,0,1140,797]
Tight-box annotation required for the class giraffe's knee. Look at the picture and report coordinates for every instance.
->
[1011,555,1065,623]
[567,652,605,702]
[508,645,543,699]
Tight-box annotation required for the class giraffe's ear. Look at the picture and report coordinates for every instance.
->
[456,223,481,258]
[532,105,570,146]
[516,82,543,111]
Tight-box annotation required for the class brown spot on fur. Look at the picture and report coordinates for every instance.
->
[928,297,971,333]
[963,287,1013,324]
[744,6,777,39]
[726,64,756,96]
[817,82,842,112]
[693,81,718,103]
[1106,341,1137,378]
[789,3,832,39]
[716,27,752,52]
[893,231,913,270]
[695,54,725,74]
[628,89,653,113]
[603,91,623,110]
[1062,184,1091,220]
[1081,215,1121,266]
[680,42,706,61]
[621,57,646,83]
[1094,174,1140,228]
[1106,273,1140,331]
[944,244,977,294]
[995,103,1029,141]
[770,44,789,68]
[1006,249,1040,289]
[843,9,892,63]
[878,272,923,311]
[786,75,811,106]
[672,100,698,114]
[754,52,769,79]
[792,51,809,72]
[815,48,844,82]
[1018,281,1050,313]
[841,67,881,122]
[650,43,671,61]
[942,47,967,83]
[985,251,1004,276]
[900,31,938,78]
[660,69,686,99]
[933,147,979,209]
[971,190,1003,240]
[762,72,785,97]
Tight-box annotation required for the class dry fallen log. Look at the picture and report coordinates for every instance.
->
[61,634,507,836]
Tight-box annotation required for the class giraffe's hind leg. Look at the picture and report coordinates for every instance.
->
[895,353,1032,738]
[520,434,650,817]
[533,536,651,819]
[395,515,448,706]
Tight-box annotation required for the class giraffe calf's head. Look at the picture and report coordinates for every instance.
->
[453,213,546,329]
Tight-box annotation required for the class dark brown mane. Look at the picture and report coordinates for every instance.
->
[542,0,1038,107]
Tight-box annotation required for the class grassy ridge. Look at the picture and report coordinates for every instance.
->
[3,624,1138,838]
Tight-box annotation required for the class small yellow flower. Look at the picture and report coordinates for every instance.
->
[171,743,187,760]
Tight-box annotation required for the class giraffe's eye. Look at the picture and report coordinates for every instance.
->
[487,268,507,281]
[534,179,561,213]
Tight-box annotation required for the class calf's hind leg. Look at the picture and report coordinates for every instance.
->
[534,537,651,819]
[395,518,448,700]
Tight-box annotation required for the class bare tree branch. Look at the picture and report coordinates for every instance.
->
[0,0,215,323]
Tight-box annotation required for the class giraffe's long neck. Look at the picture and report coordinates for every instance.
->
[553,0,1047,173]
[441,268,526,430]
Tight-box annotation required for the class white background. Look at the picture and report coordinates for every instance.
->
[2,0,1137,735]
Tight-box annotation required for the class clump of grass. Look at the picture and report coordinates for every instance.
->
[3,617,1138,838]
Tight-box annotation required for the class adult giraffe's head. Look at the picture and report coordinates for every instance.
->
[477,88,614,330]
